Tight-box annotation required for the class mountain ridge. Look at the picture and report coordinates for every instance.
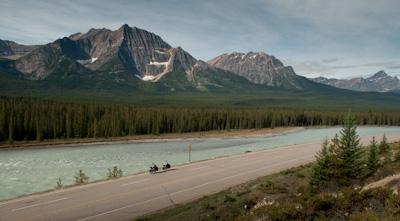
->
[1,24,400,111]
[0,25,196,80]
[207,52,322,90]
[0,24,263,94]
[310,70,400,92]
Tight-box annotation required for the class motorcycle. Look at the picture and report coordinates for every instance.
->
[162,163,171,170]
[149,166,158,173]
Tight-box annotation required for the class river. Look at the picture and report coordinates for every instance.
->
[1,126,400,201]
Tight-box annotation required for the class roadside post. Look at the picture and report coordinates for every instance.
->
[189,145,191,163]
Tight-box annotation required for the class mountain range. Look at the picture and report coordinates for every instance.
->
[0,24,399,109]
[0,24,326,92]
[310,71,400,93]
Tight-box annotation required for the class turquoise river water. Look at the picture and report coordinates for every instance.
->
[1,126,400,201]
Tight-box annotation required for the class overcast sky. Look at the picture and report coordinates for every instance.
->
[1,0,399,79]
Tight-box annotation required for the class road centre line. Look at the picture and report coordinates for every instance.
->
[0,171,150,208]
[19,142,321,221]
[1,141,321,209]
[188,166,210,171]
[171,154,312,197]
[79,154,313,220]
[18,154,287,221]
[11,136,395,220]
[121,179,149,187]
[232,157,249,161]
[12,198,68,212]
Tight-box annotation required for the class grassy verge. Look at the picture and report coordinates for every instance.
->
[134,164,313,221]
[134,141,400,221]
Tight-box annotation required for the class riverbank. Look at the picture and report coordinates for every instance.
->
[0,127,304,149]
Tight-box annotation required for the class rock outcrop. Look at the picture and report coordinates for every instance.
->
[0,39,39,59]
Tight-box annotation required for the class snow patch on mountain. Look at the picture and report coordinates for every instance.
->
[142,75,156,81]
[77,57,98,65]
[149,61,169,66]
[154,50,166,54]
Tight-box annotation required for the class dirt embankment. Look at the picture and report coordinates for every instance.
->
[0,127,304,150]
[362,174,400,192]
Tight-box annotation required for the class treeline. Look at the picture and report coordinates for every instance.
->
[1,97,400,143]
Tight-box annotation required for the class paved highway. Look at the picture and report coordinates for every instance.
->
[1,133,399,221]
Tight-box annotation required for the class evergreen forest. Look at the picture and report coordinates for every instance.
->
[1,96,400,143]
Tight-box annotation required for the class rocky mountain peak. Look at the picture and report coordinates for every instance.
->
[207,51,302,88]
[0,24,198,82]
[374,70,387,76]
[368,70,389,81]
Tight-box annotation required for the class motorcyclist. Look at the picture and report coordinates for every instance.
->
[151,162,158,171]
[163,160,170,169]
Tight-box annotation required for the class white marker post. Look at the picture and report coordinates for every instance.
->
[189,145,191,163]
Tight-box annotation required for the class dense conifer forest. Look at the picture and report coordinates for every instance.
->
[1,96,399,143]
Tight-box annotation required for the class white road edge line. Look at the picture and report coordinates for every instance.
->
[1,135,389,208]
[0,172,150,207]
[12,198,68,212]
[77,195,167,221]
[121,179,149,187]
[79,155,312,220]
[171,155,312,197]
[188,166,210,171]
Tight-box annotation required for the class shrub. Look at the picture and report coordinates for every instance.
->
[385,187,400,219]
[224,195,236,202]
[55,178,63,188]
[236,189,250,196]
[74,169,89,184]
[296,185,306,195]
[375,164,395,180]
[258,203,303,221]
[295,172,305,178]
[264,180,275,188]
[349,212,380,221]
[107,166,123,178]
[203,201,215,210]
[394,151,400,162]
[280,168,295,175]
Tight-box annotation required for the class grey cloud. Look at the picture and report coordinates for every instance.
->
[363,62,400,70]
[321,59,338,63]
[386,62,400,69]
[1,0,400,78]
[287,59,400,79]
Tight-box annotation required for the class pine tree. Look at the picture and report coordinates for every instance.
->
[336,110,365,184]
[8,113,14,143]
[309,138,332,192]
[0,100,6,141]
[378,133,390,154]
[328,133,341,180]
[366,136,379,176]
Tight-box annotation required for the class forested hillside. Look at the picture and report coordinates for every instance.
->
[1,96,399,143]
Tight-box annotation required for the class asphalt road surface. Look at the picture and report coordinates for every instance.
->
[1,133,399,221]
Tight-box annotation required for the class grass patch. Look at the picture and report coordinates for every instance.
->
[134,163,313,221]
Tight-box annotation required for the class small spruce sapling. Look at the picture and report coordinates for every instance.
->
[107,166,123,178]
[74,169,89,184]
